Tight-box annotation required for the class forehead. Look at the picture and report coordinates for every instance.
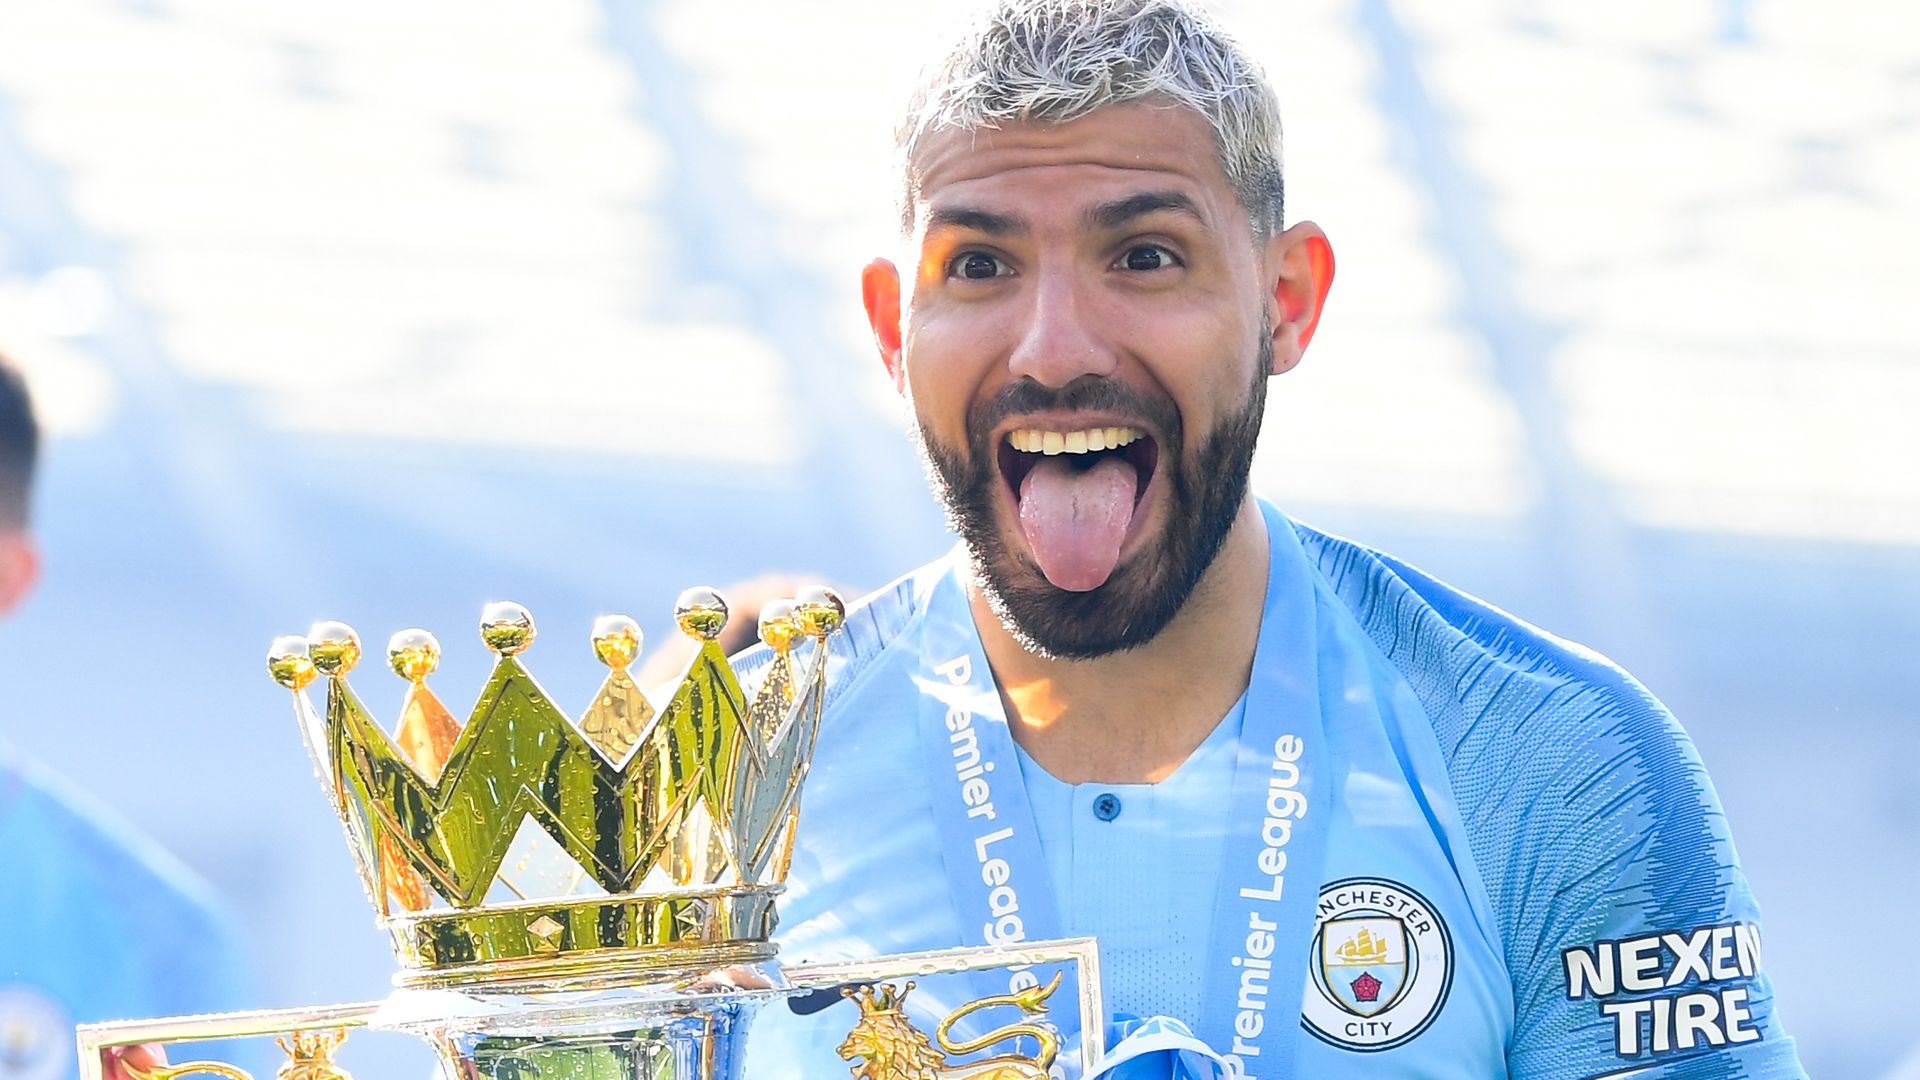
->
[909,103,1239,232]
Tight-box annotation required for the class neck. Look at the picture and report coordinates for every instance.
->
[968,497,1270,784]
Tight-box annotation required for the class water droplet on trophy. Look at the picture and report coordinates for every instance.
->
[591,614,642,669]
[794,585,847,637]
[675,586,729,641]
[479,601,536,655]
[758,599,798,653]
[387,628,441,681]
[308,621,363,676]
[267,634,317,690]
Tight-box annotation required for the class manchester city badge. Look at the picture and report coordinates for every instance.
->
[1303,878,1453,1052]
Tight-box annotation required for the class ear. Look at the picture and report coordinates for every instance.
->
[1263,221,1335,375]
[861,258,906,392]
[0,531,39,618]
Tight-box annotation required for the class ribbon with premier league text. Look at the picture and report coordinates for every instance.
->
[916,503,1335,1079]
[914,565,1074,1049]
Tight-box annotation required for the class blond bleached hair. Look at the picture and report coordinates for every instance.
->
[897,0,1285,237]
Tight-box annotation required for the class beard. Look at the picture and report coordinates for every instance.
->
[914,334,1271,661]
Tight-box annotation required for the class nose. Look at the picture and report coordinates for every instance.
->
[1006,267,1118,388]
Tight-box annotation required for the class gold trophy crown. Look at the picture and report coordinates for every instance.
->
[263,585,844,990]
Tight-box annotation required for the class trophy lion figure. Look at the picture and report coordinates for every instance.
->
[836,973,1063,1080]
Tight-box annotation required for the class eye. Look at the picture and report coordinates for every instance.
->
[948,251,1011,280]
[1116,244,1181,272]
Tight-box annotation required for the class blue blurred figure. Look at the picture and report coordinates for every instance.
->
[0,353,249,1080]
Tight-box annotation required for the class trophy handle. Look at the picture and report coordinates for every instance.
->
[111,1027,356,1080]
[784,937,1104,1079]
[76,1005,380,1080]
[123,1061,254,1080]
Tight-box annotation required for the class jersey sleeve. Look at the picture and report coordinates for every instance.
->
[1293,528,1808,1080]
[1502,695,1804,1078]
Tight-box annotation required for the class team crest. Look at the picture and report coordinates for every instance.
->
[1303,878,1452,1052]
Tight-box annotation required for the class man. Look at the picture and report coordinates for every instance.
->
[0,354,249,1080]
[746,1,1806,1077]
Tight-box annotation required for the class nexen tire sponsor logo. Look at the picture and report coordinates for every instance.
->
[1563,921,1766,1058]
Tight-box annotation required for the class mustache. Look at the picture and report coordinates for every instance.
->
[965,376,1182,452]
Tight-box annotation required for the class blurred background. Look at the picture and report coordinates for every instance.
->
[0,0,1914,1075]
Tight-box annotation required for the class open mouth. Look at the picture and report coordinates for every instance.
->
[998,425,1158,503]
[996,424,1161,592]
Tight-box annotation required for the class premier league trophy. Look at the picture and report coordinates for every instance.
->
[76,588,1103,1080]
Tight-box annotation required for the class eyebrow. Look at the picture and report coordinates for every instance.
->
[925,206,1028,237]
[922,190,1206,238]
[1084,190,1207,232]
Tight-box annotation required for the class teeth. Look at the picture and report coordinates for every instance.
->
[1007,426,1143,455]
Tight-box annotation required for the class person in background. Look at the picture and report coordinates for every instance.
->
[0,352,249,1080]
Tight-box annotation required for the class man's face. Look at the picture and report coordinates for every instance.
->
[887,104,1282,659]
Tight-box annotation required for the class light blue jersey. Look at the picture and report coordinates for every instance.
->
[0,747,250,1080]
[744,505,1804,1078]
[1011,694,1248,1031]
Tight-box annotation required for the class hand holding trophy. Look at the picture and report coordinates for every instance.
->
[78,587,1102,1080]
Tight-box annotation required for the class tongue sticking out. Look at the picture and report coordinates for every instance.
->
[1017,455,1139,591]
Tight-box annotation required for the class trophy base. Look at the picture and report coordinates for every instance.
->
[374,963,794,1080]
[435,1006,763,1080]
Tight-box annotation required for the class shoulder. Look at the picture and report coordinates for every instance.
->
[1294,523,1742,938]
[735,565,957,963]
[1295,523,1681,786]
[731,558,940,714]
